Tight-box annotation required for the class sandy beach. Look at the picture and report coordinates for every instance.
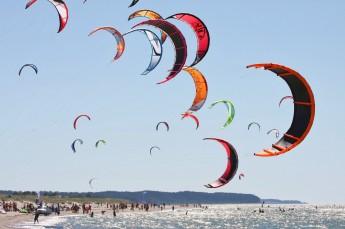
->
[0,201,187,228]
[0,210,71,229]
[0,212,33,229]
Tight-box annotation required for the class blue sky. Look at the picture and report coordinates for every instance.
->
[0,0,344,204]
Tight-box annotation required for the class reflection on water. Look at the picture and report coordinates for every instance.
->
[54,205,345,229]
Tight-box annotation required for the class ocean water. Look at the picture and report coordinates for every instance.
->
[16,205,345,229]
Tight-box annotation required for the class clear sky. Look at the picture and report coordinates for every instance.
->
[0,0,344,204]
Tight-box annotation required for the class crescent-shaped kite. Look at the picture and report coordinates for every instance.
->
[128,10,167,43]
[209,100,235,128]
[247,63,315,157]
[181,112,200,130]
[132,19,187,84]
[149,146,160,155]
[88,27,125,61]
[156,121,169,132]
[267,128,280,139]
[123,29,163,75]
[239,173,245,180]
[73,114,91,130]
[25,0,69,33]
[248,122,261,132]
[89,178,96,189]
[203,138,238,188]
[128,0,140,7]
[71,139,83,153]
[279,96,294,107]
[166,13,210,66]
[18,64,38,76]
[95,140,106,148]
[183,66,208,113]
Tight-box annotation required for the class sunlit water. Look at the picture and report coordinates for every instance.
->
[16,205,345,229]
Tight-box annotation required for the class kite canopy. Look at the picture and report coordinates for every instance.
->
[89,178,96,189]
[149,146,160,155]
[209,100,235,128]
[279,96,294,107]
[26,0,69,33]
[95,140,106,148]
[267,129,280,139]
[73,114,91,130]
[156,121,169,132]
[183,67,208,113]
[181,112,200,130]
[132,19,187,84]
[128,0,140,7]
[167,13,210,66]
[248,122,261,132]
[71,139,83,153]
[128,10,167,43]
[204,138,238,188]
[123,29,163,75]
[19,64,38,76]
[247,63,315,157]
[88,27,125,61]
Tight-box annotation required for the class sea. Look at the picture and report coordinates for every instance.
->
[14,204,345,229]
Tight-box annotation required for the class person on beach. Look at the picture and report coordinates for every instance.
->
[34,212,40,224]
[113,209,116,217]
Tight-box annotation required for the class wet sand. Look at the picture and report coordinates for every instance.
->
[0,212,33,229]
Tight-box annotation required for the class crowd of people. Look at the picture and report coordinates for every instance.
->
[1,200,18,212]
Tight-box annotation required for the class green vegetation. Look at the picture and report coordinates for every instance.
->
[0,191,127,204]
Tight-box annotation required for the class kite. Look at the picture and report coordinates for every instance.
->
[128,10,167,43]
[247,63,315,157]
[18,64,38,76]
[88,27,125,61]
[132,19,187,84]
[89,178,96,189]
[267,129,280,139]
[181,112,200,130]
[71,139,83,153]
[156,121,169,132]
[128,0,139,7]
[203,138,238,188]
[73,114,91,130]
[279,96,294,107]
[95,140,106,148]
[183,66,208,113]
[25,0,69,33]
[248,122,261,132]
[209,100,235,128]
[167,13,210,66]
[123,29,163,75]
[149,146,160,155]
